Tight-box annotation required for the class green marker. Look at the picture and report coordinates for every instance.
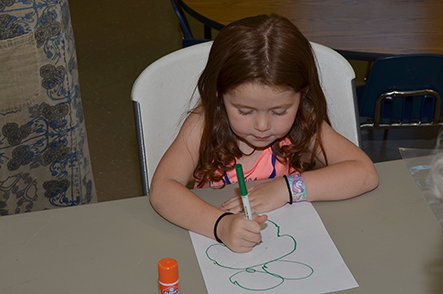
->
[235,164,253,220]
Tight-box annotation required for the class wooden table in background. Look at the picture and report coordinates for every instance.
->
[180,0,443,60]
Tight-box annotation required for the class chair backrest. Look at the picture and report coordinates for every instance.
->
[312,42,361,147]
[359,54,443,128]
[170,0,193,39]
[131,41,360,195]
[170,0,210,47]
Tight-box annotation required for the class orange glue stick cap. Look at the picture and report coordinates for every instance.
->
[158,258,179,285]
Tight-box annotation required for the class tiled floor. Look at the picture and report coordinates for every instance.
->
[69,0,441,202]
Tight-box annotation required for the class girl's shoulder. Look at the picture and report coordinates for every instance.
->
[180,107,205,133]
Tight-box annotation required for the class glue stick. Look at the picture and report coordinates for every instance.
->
[158,258,180,294]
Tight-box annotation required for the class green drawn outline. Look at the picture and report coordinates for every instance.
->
[205,219,314,291]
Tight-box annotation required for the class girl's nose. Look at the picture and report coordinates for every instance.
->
[254,114,271,132]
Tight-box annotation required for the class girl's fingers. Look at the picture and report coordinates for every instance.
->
[220,196,242,212]
[253,213,268,225]
[220,213,267,252]
[221,195,239,206]
[238,217,267,250]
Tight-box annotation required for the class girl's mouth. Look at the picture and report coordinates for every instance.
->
[254,136,271,141]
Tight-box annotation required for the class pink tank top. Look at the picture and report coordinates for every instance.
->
[195,138,298,188]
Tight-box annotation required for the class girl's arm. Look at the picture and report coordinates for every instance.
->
[302,120,379,201]
[221,120,379,212]
[149,111,267,253]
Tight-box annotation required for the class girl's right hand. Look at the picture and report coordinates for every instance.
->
[216,213,268,253]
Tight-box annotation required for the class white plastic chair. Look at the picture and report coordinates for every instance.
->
[131,41,360,195]
[312,42,361,146]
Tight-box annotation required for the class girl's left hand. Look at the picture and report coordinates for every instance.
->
[220,177,289,214]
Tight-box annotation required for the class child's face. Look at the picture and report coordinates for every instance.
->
[223,82,301,150]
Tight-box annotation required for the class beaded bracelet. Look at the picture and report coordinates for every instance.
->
[214,212,233,243]
[283,174,307,204]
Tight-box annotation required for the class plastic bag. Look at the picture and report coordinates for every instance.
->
[400,146,443,228]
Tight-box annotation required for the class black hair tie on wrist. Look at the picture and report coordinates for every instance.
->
[214,212,233,243]
[283,175,293,204]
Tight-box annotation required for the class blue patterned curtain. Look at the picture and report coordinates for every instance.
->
[0,0,96,215]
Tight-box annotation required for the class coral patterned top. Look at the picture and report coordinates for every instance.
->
[195,138,299,188]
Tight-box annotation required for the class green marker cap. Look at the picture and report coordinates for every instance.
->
[235,164,248,196]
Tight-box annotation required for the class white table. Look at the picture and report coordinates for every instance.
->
[1,160,442,293]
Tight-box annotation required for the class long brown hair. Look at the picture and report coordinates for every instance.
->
[194,14,330,187]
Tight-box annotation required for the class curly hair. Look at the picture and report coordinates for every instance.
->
[194,14,330,187]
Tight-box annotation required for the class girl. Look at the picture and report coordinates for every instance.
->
[150,14,379,253]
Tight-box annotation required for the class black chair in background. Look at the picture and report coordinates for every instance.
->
[170,0,210,47]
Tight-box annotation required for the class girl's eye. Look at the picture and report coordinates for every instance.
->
[272,110,287,116]
[238,109,253,116]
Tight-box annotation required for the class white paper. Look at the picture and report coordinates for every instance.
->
[190,202,358,294]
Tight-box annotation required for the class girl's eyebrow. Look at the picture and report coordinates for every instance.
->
[270,104,293,110]
[230,102,255,109]
[232,102,293,109]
